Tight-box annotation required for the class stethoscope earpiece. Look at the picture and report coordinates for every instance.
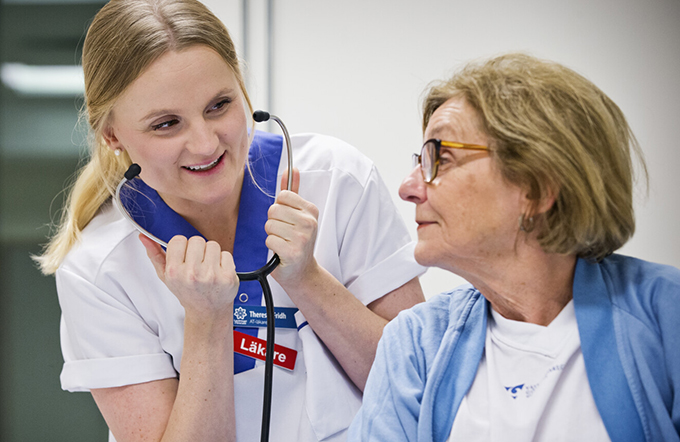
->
[253,110,271,123]
[124,163,141,180]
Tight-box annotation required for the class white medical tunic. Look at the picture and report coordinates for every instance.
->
[56,131,425,442]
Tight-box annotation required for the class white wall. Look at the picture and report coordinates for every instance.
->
[206,0,680,298]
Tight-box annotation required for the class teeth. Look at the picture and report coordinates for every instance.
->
[186,156,220,171]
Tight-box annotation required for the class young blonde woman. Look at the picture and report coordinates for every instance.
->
[37,1,425,441]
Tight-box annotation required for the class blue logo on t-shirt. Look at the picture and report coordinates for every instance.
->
[505,384,525,399]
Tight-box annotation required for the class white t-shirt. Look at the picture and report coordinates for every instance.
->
[448,300,611,442]
[56,132,425,442]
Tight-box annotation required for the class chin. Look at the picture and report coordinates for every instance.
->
[413,242,438,267]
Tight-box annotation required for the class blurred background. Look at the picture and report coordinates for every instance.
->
[0,0,678,440]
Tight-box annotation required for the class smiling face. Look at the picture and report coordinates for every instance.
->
[399,97,528,273]
[103,45,250,218]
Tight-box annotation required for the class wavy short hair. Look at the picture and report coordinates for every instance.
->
[423,53,647,261]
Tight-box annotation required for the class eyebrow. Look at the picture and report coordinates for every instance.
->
[427,123,456,140]
[139,88,237,123]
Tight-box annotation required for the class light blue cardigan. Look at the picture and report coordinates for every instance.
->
[348,255,680,442]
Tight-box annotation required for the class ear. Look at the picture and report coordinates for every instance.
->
[518,179,558,218]
[101,124,122,150]
[530,185,558,216]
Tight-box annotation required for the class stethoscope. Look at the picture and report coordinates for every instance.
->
[114,110,291,442]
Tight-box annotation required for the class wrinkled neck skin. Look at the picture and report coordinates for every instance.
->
[445,237,577,327]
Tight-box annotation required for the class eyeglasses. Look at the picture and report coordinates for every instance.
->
[412,138,491,183]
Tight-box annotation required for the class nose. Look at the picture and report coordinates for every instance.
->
[186,119,219,156]
[399,166,428,204]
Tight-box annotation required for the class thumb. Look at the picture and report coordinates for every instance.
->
[280,167,300,194]
[138,233,167,282]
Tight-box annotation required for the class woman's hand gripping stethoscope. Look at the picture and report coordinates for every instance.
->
[139,235,239,319]
[266,168,321,287]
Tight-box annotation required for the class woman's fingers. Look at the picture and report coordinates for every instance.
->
[141,234,239,314]
[221,250,236,274]
[203,240,223,268]
[182,236,210,266]
[266,172,320,283]
[280,167,300,194]
[266,195,318,242]
[165,235,189,268]
[139,233,167,282]
[272,190,319,219]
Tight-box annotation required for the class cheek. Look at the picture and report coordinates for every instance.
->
[431,177,477,230]
[219,116,249,152]
[130,144,174,166]
[126,140,182,185]
[222,100,249,135]
[433,176,510,250]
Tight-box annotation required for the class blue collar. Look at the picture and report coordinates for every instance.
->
[572,257,645,442]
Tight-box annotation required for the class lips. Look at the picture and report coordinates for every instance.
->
[183,153,224,172]
[416,220,436,230]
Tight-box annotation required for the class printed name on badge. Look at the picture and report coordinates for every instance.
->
[233,330,297,371]
[233,306,298,329]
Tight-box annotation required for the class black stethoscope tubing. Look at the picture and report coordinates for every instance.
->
[114,111,292,442]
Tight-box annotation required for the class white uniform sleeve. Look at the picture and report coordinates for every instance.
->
[57,267,177,392]
[337,165,424,305]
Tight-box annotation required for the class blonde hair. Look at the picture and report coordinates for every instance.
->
[423,53,647,261]
[36,0,253,274]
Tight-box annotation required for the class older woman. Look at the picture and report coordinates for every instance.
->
[348,53,680,442]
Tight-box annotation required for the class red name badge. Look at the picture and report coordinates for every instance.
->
[233,330,298,371]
